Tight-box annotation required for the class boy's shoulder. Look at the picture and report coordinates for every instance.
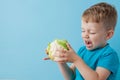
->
[99,43,117,56]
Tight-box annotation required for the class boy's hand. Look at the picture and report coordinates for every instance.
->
[43,49,50,60]
[53,43,78,63]
[43,43,78,63]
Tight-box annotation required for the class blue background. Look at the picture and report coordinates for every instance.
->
[0,0,120,80]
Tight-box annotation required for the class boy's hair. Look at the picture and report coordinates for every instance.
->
[82,2,117,30]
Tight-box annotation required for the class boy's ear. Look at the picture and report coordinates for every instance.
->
[106,30,114,40]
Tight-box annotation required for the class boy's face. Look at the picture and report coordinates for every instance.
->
[81,20,108,50]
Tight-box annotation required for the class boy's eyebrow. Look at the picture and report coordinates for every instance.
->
[81,27,97,31]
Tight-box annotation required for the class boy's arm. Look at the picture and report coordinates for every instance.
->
[43,57,75,80]
[58,63,75,80]
[73,56,111,80]
[53,43,111,80]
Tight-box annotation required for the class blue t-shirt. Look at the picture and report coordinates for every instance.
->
[75,44,119,80]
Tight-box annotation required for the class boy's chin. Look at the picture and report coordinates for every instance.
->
[86,46,95,51]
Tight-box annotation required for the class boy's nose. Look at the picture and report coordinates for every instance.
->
[85,34,89,38]
[83,32,89,38]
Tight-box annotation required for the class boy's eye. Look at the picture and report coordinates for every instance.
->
[90,32,96,34]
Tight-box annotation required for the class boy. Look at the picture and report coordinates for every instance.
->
[44,2,119,80]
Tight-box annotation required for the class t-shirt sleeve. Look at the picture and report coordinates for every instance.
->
[97,52,119,74]
[77,46,86,57]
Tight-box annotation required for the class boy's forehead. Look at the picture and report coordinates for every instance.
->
[81,20,102,26]
[81,20,105,29]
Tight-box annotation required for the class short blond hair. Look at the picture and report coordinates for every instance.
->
[82,2,117,30]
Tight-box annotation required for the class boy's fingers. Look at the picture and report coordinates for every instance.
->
[66,43,72,49]
[54,57,68,62]
[43,57,50,60]
[54,57,62,62]
[57,49,67,54]
[53,51,66,57]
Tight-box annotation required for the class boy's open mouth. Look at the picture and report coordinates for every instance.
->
[85,40,92,48]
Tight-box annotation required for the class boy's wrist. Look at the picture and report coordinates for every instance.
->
[73,55,82,64]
